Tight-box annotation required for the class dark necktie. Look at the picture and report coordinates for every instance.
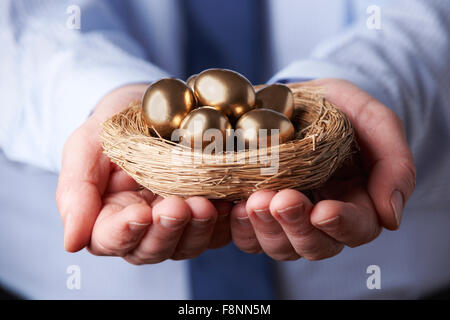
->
[183,0,275,299]
[183,0,269,83]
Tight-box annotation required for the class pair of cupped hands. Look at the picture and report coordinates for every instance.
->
[56,79,416,264]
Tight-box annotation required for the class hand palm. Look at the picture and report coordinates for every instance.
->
[57,79,415,263]
[228,79,415,260]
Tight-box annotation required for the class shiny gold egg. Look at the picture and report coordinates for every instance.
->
[142,78,196,139]
[235,108,295,148]
[194,68,256,119]
[179,106,232,150]
[256,84,295,119]
[186,74,197,91]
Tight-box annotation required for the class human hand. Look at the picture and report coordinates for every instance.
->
[56,84,231,264]
[229,79,416,261]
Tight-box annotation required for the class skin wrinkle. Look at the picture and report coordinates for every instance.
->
[253,208,271,215]
[128,231,178,262]
[315,215,340,227]
[88,239,110,256]
[232,243,260,253]
[367,158,413,227]
[397,159,417,197]
[191,217,212,223]
[104,192,147,207]
[57,181,102,226]
[57,79,416,264]
[129,222,151,229]
[276,203,303,214]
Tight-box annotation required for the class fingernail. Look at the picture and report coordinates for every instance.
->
[391,190,404,227]
[277,203,304,222]
[316,216,340,228]
[191,218,212,226]
[236,215,250,225]
[253,208,273,221]
[159,215,186,228]
[128,222,150,233]
[217,212,230,221]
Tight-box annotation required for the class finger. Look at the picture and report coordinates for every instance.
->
[310,183,382,247]
[56,120,110,252]
[125,196,190,264]
[230,201,262,254]
[138,188,158,205]
[150,194,165,207]
[368,158,415,230]
[106,167,141,193]
[172,197,218,260]
[56,84,149,253]
[270,189,344,260]
[88,191,153,256]
[246,191,300,260]
[312,79,416,230]
[208,200,232,249]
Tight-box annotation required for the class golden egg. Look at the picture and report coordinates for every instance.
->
[194,68,256,119]
[179,106,232,150]
[186,74,197,91]
[256,84,295,119]
[142,78,196,139]
[235,108,295,149]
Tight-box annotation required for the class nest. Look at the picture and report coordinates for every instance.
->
[100,84,356,201]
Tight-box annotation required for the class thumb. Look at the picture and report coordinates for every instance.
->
[368,156,416,230]
[56,119,110,252]
[56,84,149,252]
[312,78,416,230]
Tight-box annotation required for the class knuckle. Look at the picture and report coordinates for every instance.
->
[115,236,137,251]
[364,223,382,246]
[232,235,261,253]
[269,251,300,261]
[240,246,263,254]
[399,160,417,197]
[303,244,343,261]
[172,250,202,261]
[123,256,144,265]
[123,253,166,265]
[369,223,382,242]
[231,232,256,243]
[132,248,169,264]
[234,239,262,254]
[88,240,130,258]
[291,233,343,261]
[348,223,382,248]
[91,240,121,257]
[86,246,104,257]
[286,224,315,238]
[258,229,286,241]
[103,192,147,207]
[93,230,137,256]
[147,258,166,264]
[141,256,166,264]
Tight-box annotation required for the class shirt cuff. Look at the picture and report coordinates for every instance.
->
[3,61,168,172]
[50,63,169,171]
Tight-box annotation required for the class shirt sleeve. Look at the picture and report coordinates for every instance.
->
[0,0,168,172]
[270,0,450,148]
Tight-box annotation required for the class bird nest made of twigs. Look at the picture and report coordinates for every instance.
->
[100,84,356,201]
